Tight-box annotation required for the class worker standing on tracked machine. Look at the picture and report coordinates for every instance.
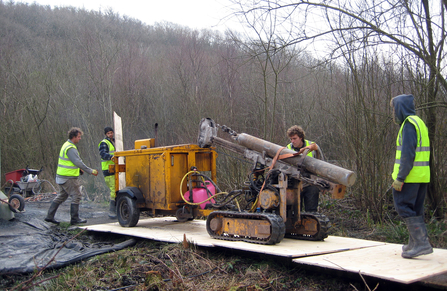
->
[390,94,432,259]
[45,127,98,225]
[286,125,324,213]
[99,126,116,219]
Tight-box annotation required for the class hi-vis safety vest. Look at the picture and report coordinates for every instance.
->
[392,115,430,183]
[287,140,315,157]
[98,139,115,171]
[56,141,80,177]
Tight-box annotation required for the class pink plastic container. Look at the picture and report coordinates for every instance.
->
[184,181,216,209]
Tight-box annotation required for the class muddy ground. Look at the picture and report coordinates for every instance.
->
[3,196,112,226]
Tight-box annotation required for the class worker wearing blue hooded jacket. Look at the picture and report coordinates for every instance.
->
[390,94,432,258]
[286,125,324,213]
[99,127,116,219]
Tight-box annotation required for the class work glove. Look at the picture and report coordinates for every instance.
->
[392,180,404,191]
[92,169,98,176]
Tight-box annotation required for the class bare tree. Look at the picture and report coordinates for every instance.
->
[231,0,447,217]
[228,4,300,141]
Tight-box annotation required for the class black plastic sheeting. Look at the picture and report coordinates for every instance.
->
[0,218,136,274]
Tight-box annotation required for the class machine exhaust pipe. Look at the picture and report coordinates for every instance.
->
[154,123,158,147]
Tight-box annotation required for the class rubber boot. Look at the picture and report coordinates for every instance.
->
[44,202,60,224]
[402,235,414,251]
[108,200,117,219]
[70,204,87,225]
[402,216,433,258]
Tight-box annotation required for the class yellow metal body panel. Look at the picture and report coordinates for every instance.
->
[135,138,155,149]
[150,153,166,207]
[113,144,217,213]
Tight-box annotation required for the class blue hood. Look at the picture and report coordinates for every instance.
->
[391,94,416,125]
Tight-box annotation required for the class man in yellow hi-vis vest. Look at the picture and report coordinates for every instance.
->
[286,125,324,213]
[390,94,432,258]
[99,127,116,219]
[45,127,98,225]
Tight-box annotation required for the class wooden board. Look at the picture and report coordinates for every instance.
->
[293,243,447,284]
[113,111,125,190]
[82,217,447,285]
[211,235,385,258]
[82,217,384,257]
[82,218,216,247]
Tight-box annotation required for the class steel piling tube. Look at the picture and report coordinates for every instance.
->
[235,133,356,187]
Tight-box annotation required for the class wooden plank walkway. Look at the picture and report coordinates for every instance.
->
[81,217,447,285]
[294,243,447,284]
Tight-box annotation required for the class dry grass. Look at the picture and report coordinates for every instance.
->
[321,195,447,249]
[2,196,445,291]
[2,237,364,291]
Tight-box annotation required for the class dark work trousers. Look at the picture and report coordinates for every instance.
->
[301,185,320,212]
[393,183,427,218]
[54,178,82,205]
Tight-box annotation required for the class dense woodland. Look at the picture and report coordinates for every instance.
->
[0,1,446,221]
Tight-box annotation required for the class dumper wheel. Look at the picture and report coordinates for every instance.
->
[117,194,140,227]
[9,194,25,212]
[176,207,193,222]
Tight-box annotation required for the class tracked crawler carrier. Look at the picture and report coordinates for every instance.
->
[198,118,356,244]
[112,119,356,245]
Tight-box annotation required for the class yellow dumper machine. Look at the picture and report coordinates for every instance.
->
[112,118,356,245]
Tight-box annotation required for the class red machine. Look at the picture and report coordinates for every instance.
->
[4,166,43,196]
[2,166,43,212]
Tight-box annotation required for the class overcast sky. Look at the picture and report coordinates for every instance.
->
[20,0,242,32]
